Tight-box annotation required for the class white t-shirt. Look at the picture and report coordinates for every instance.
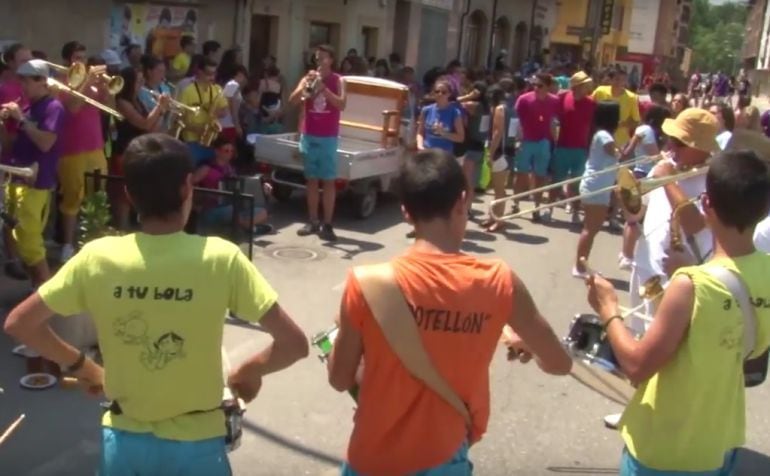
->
[633,124,657,174]
[634,167,712,284]
[754,213,770,253]
[716,130,732,151]
[218,80,242,129]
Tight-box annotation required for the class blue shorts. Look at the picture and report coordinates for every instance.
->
[201,205,265,226]
[341,441,472,476]
[187,142,215,166]
[515,140,551,177]
[99,427,231,476]
[300,134,338,180]
[465,149,484,164]
[552,147,588,182]
[620,447,738,476]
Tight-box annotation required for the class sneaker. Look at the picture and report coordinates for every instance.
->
[603,412,622,430]
[565,203,574,214]
[618,254,633,271]
[512,203,521,214]
[571,211,581,224]
[4,260,28,281]
[253,224,275,236]
[532,211,542,223]
[571,267,590,280]
[297,222,320,237]
[60,244,75,263]
[319,223,337,242]
[607,218,622,233]
[405,229,417,239]
[541,208,553,223]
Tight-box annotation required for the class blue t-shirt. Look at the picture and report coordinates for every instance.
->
[422,103,462,152]
[582,130,617,192]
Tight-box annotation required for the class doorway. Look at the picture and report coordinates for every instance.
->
[249,14,278,76]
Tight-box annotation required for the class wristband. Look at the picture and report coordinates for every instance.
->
[65,350,86,373]
[602,314,624,331]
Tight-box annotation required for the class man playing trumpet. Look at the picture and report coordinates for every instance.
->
[0,59,65,287]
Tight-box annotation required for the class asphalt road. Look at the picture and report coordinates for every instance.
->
[1,190,769,476]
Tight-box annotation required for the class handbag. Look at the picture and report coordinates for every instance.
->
[707,266,769,387]
[352,263,473,429]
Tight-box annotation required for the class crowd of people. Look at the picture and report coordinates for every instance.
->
[1,36,770,476]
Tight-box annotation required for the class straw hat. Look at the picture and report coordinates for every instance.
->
[569,71,592,88]
[662,109,719,153]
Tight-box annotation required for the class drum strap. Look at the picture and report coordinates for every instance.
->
[706,266,757,360]
[352,263,473,430]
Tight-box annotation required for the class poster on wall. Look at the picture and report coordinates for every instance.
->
[628,0,661,55]
[616,60,644,91]
[109,3,199,60]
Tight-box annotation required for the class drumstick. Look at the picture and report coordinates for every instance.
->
[0,414,25,446]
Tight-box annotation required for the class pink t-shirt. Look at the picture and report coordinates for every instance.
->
[0,78,27,160]
[557,90,596,149]
[58,93,105,156]
[515,91,559,142]
[303,72,341,137]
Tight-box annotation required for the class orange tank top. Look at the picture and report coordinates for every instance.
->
[344,250,514,475]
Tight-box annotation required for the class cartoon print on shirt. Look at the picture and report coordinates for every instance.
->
[113,311,186,371]
[312,92,328,113]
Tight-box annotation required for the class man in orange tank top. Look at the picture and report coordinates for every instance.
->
[327,149,572,475]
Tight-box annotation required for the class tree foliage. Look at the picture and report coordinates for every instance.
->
[690,0,748,73]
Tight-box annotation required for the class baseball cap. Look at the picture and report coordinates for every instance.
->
[16,59,50,78]
[101,49,122,67]
[662,108,719,154]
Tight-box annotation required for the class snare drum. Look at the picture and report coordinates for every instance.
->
[311,325,359,401]
[564,314,636,405]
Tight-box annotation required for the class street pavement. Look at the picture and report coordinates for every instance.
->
[1,190,769,476]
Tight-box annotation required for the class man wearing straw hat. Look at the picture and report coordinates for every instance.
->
[551,71,596,223]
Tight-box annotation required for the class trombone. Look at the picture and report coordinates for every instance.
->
[0,162,38,181]
[47,77,124,120]
[491,165,709,221]
[488,153,662,213]
[44,61,123,95]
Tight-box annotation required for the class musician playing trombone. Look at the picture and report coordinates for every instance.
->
[585,149,770,476]
[0,59,65,287]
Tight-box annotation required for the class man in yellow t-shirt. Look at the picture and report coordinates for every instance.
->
[585,148,770,475]
[177,57,228,164]
[591,67,640,148]
[4,134,309,475]
[169,35,195,82]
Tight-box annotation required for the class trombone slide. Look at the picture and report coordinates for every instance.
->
[48,78,124,121]
[0,162,38,180]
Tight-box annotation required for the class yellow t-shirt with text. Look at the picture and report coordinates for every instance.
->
[591,85,640,147]
[177,81,228,142]
[620,252,770,471]
[39,232,278,441]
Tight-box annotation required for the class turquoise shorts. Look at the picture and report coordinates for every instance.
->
[515,139,551,177]
[552,147,588,182]
[620,447,738,476]
[201,205,265,226]
[99,427,231,476]
[300,134,338,180]
[341,441,472,476]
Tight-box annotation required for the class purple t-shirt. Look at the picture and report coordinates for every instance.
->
[515,91,559,142]
[303,72,342,137]
[10,96,65,190]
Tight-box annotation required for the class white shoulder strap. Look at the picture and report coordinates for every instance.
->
[706,266,758,360]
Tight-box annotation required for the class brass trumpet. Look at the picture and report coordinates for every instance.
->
[200,120,223,147]
[168,112,186,140]
[302,71,322,99]
[141,87,199,115]
[44,61,123,95]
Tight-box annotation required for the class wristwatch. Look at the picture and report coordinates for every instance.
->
[65,350,86,373]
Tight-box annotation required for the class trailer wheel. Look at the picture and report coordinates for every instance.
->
[272,184,293,202]
[351,185,378,219]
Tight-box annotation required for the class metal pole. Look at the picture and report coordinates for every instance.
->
[528,0,538,60]
[487,0,499,69]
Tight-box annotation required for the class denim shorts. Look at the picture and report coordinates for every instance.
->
[551,147,588,182]
[620,447,738,476]
[341,441,472,476]
[515,140,551,177]
[300,134,338,180]
[99,427,231,476]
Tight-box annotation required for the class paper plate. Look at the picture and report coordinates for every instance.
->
[19,373,58,390]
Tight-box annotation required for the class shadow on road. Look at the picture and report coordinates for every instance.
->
[735,447,770,474]
[242,419,343,467]
[321,236,385,260]
[606,277,630,291]
[502,230,550,245]
[546,466,617,474]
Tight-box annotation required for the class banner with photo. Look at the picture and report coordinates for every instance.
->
[109,3,199,60]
